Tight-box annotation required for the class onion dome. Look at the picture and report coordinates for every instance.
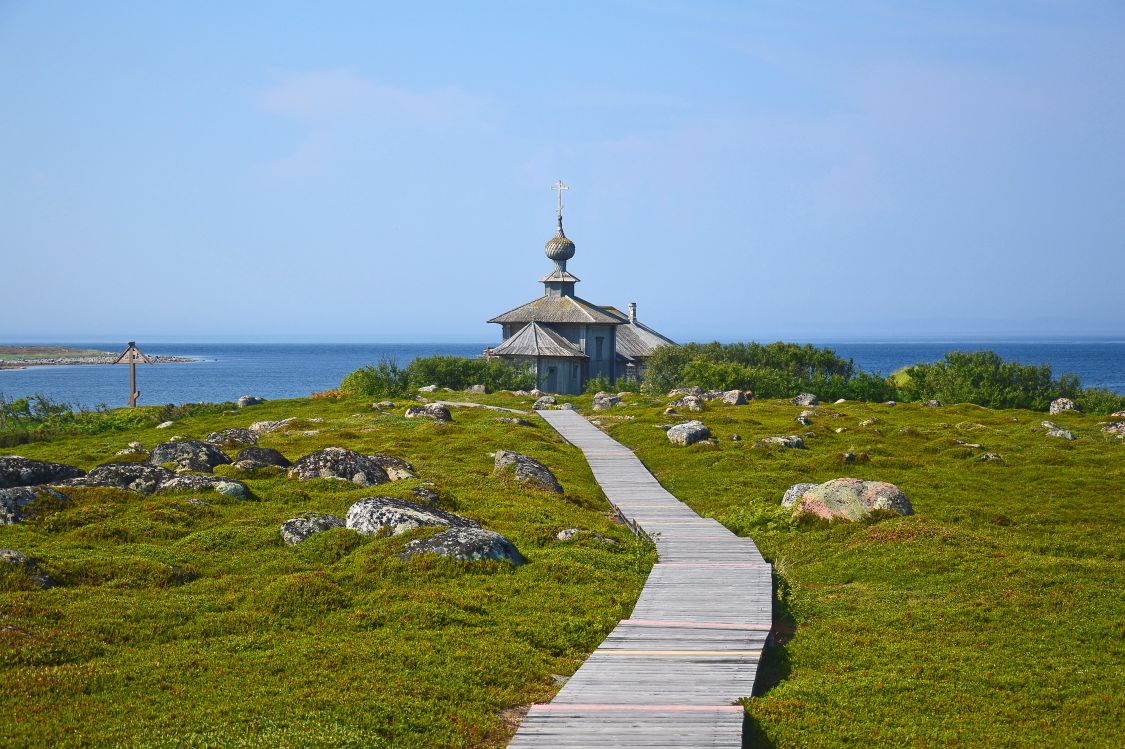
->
[545,218,576,265]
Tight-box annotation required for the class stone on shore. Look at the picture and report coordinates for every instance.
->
[720,389,747,405]
[61,463,176,494]
[668,387,703,398]
[149,440,232,473]
[346,496,477,536]
[233,447,292,469]
[0,456,85,489]
[249,418,296,434]
[280,514,346,545]
[592,393,622,410]
[398,527,527,565]
[159,474,250,498]
[288,447,390,486]
[1049,398,1079,415]
[366,455,416,481]
[466,384,487,394]
[404,404,452,422]
[493,450,563,493]
[668,395,703,412]
[237,395,264,408]
[666,420,711,446]
[534,395,556,410]
[758,435,805,449]
[788,478,914,521]
[791,393,819,406]
[204,428,258,447]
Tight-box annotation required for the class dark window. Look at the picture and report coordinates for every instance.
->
[596,336,604,360]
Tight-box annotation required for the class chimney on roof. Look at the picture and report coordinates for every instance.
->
[628,302,637,322]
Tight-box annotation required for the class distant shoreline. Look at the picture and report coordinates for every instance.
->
[0,345,195,370]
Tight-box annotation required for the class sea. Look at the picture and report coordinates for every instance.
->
[1,340,1122,408]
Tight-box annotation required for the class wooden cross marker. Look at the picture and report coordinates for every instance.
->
[112,341,152,407]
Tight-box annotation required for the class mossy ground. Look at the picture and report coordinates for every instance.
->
[581,394,1123,748]
[0,394,653,748]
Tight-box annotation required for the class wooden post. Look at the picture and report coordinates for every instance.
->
[113,341,152,408]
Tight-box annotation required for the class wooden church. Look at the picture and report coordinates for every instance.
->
[485,182,674,394]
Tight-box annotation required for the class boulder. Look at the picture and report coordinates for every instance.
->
[884,400,897,407]
[799,409,818,418]
[249,418,296,434]
[0,486,68,525]
[237,395,264,408]
[495,417,534,427]
[404,404,452,422]
[699,390,722,401]
[730,433,741,441]
[834,398,846,404]
[412,486,441,506]
[922,400,943,407]
[780,482,818,508]
[367,455,416,481]
[791,393,819,407]
[148,440,231,473]
[1101,421,1125,436]
[1040,420,1059,430]
[159,474,250,498]
[418,385,439,393]
[346,496,477,536]
[557,403,576,410]
[796,416,812,426]
[859,418,878,427]
[233,447,291,469]
[668,395,704,412]
[1049,398,1079,415]
[789,478,914,521]
[204,428,258,447]
[592,393,622,410]
[534,395,557,409]
[0,549,55,588]
[663,407,678,415]
[979,452,1003,462]
[0,456,85,489]
[556,528,616,544]
[279,514,346,545]
[759,435,805,449]
[466,384,487,394]
[374,401,396,409]
[288,447,389,486]
[156,420,175,429]
[529,389,543,397]
[1045,428,1075,441]
[720,390,747,405]
[61,463,175,494]
[668,387,703,398]
[1113,411,1125,419]
[398,526,527,565]
[666,420,711,446]
[493,450,563,493]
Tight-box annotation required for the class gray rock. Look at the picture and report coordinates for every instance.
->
[663,407,678,415]
[922,400,943,407]
[367,455,416,481]
[404,404,452,422]
[1040,420,1060,430]
[1113,411,1125,419]
[280,514,346,545]
[758,435,805,449]
[834,427,848,433]
[156,420,175,429]
[720,390,746,405]
[466,384,487,394]
[1049,397,1079,415]
[346,496,477,536]
[1101,421,1125,436]
[592,393,622,410]
[791,393,819,407]
[557,403,576,410]
[796,416,812,426]
[534,395,557,409]
[666,420,711,446]
[249,418,296,434]
[61,462,175,494]
[529,388,543,397]
[496,417,534,427]
[418,384,439,393]
[668,395,704,412]
[799,409,818,418]
[493,450,563,493]
[979,452,1003,462]
[148,440,231,473]
[556,528,617,544]
[237,395,264,408]
[288,447,389,486]
[668,387,703,398]
[0,456,85,489]
[953,439,985,449]
[730,433,742,441]
[841,452,856,463]
[398,526,527,565]
[159,473,250,498]
[859,418,878,427]
[789,478,913,521]
[0,486,68,525]
[115,441,147,457]
[884,400,897,406]
[0,549,55,588]
[834,399,846,404]
[374,401,396,409]
[233,447,291,469]
[780,482,818,508]
[412,486,441,506]
[1046,428,1075,440]
[204,428,258,448]
[699,390,723,401]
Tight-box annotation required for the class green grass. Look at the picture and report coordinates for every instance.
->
[581,394,1124,747]
[0,393,653,748]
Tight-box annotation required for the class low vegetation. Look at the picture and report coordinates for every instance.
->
[0,393,652,747]
[339,357,535,398]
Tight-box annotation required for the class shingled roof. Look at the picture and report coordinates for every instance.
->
[489,322,588,358]
[610,313,677,361]
[487,294,627,325]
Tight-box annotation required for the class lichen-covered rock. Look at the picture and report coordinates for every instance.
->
[466,384,487,394]
[0,456,85,489]
[1045,428,1075,441]
[790,478,914,521]
[922,400,943,407]
[796,416,812,426]
[979,452,1003,462]
[249,418,296,434]
[1049,398,1079,415]
[780,482,818,508]
[791,393,819,407]
[412,486,441,506]
[148,440,231,473]
[288,447,389,486]
[346,496,477,536]
[404,404,452,422]
[668,387,702,398]
[233,447,291,469]
[666,420,711,446]
[720,390,746,405]
[669,395,703,412]
[61,462,176,494]
[237,395,264,408]
[493,450,563,493]
[557,403,575,410]
[398,527,527,565]
[556,528,616,544]
[280,514,346,545]
[0,486,68,525]
[367,455,416,481]
[534,395,557,409]
[156,420,175,429]
[758,435,805,449]
[859,418,878,427]
[159,473,250,498]
[1101,421,1125,436]
[496,417,534,427]
[204,428,258,447]
[115,441,146,457]
[592,393,622,410]
[418,384,439,393]
[0,549,55,588]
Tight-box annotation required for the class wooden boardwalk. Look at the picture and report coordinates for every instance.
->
[509,409,772,748]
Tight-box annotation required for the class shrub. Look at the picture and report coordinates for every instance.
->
[338,360,410,397]
[339,356,535,396]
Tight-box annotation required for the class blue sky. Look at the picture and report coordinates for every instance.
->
[2,1,1123,343]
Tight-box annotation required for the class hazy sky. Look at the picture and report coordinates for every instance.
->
[2,1,1123,343]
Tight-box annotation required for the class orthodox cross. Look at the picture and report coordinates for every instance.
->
[552,179,569,223]
[112,341,152,408]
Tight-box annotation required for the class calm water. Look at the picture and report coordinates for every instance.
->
[1,340,1122,407]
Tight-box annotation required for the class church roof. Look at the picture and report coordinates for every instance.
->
[490,322,588,358]
[612,315,677,360]
[488,294,627,325]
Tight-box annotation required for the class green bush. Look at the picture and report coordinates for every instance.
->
[339,360,410,397]
[339,356,535,397]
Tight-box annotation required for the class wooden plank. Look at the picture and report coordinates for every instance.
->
[507,410,773,747]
